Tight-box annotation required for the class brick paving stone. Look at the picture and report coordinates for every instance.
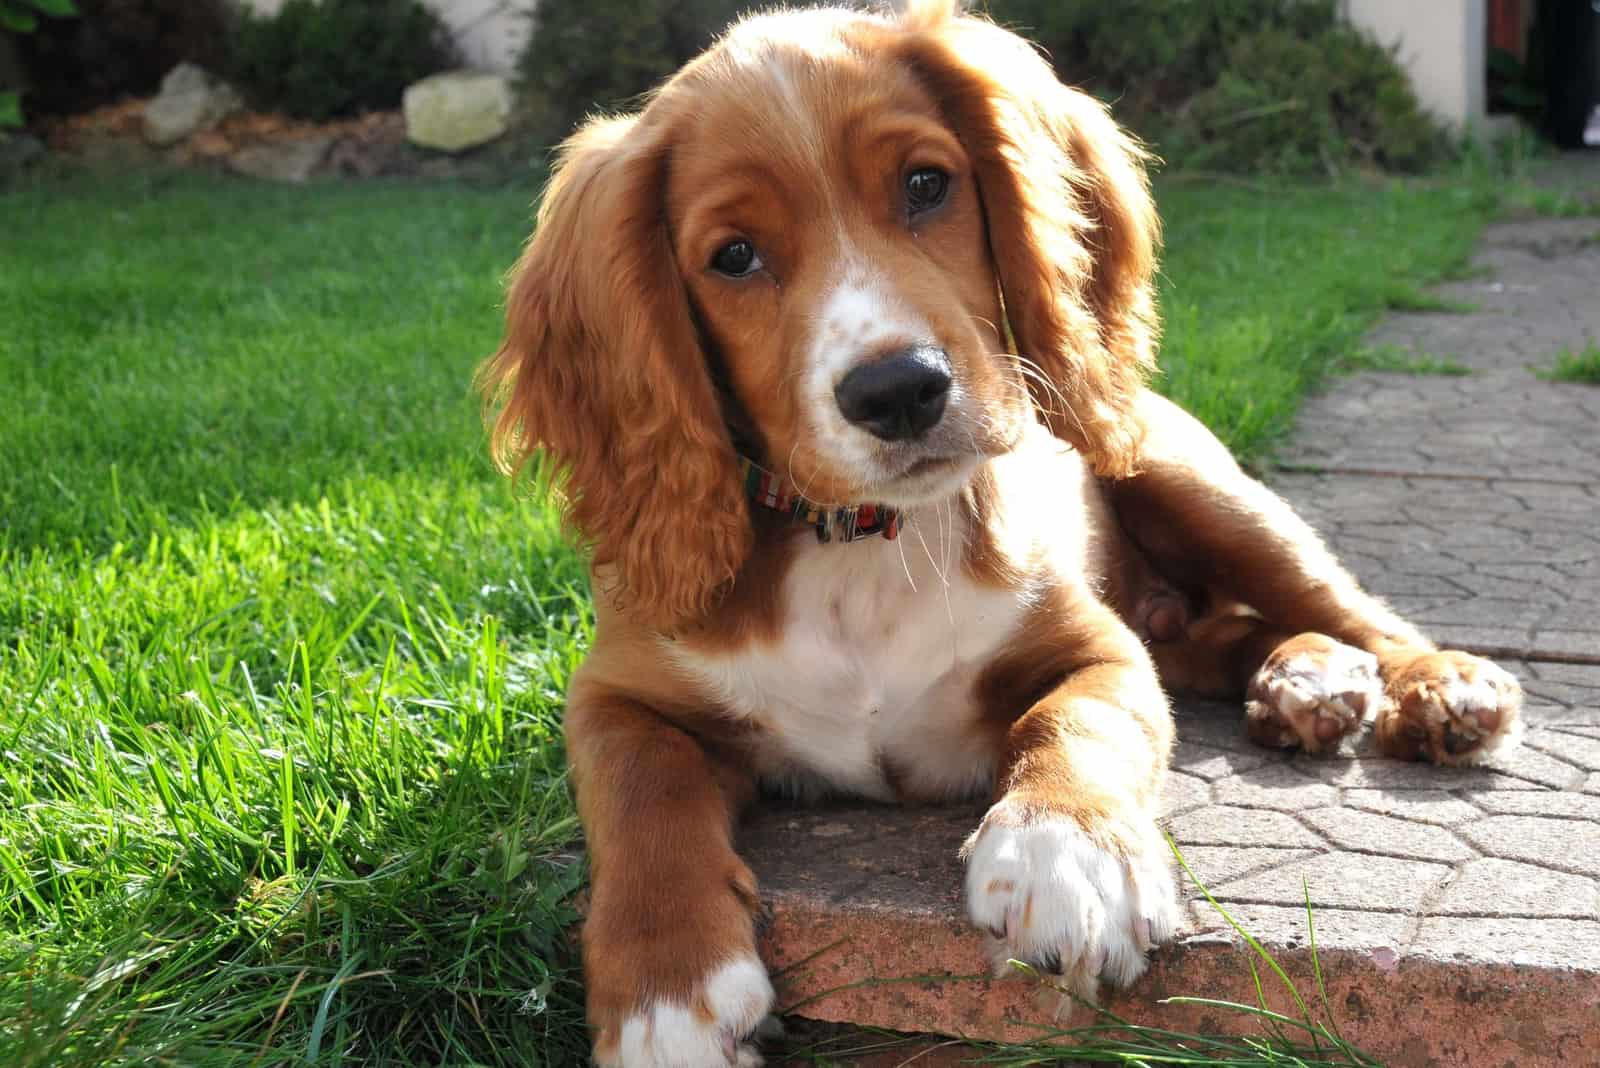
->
[1432,858,1600,918]
[1413,916,1600,968]
[1210,852,1451,911]
[1470,736,1589,789]
[1177,846,1320,888]
[1158,771,1211,816]
[1461,815,1600,876]
[1300,807,1475,863]
[1474,790,1600,819]
[1166,805,1325,848]
[1530,661,1600,692]
[1341,788,1482,826]
[1290,755,1548,790]
[1210,764,1340,810]
[1187,902,1411,951]
[1523,701,1600,728]
[1169,741,1275,782]
[1524,730,1600,772]
[1529,629,1600,662]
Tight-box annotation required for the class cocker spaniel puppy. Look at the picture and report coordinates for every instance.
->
[478,3,1524,1064]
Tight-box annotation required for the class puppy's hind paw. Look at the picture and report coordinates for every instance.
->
[1376,651,1523,766]
[1245,633,1380,754]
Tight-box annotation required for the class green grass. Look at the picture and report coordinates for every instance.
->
[0,168,1495,1064]
[2,172,593,1067]
[1338,344,1472,377]
[1536,342,1600,384]
[1497,184,1600,219]
[1152,178,1490,459]
[1378,284,1476,314]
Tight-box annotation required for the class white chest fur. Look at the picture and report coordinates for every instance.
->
[668,501,1040,801]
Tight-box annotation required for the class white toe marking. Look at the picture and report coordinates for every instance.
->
[1270,647,1380,718]
[1250,644,1381,750]
[1440,662,1524,763]
[606,955,773,1068]
[964,811,1177,999]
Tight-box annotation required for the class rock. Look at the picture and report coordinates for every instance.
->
[402,70,511,153]
[0,132,45,173]
[143,63,242,147]
[227,137,334,184]
[325,136,421,179]
[73,133,161,170]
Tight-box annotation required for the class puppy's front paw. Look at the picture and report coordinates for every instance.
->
[586,858,773,1067]
[963,799,1178,1000]
[1245,633,1380,753]
[593,954,773,1068]
[1375,650,1523,765]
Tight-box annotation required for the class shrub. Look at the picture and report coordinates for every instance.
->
[11,0,221,117]
[2,0,80,126]
[509,0,1449,174]
[229,0,454,122]
[1177,24,1452,173]
[517,0,753,148]
[982,0,1451,174]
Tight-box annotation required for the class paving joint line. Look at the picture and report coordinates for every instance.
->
[1455,643,1600,667]
[1269,463,1595,488]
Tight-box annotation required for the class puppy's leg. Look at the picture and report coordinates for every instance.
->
[966,614,1179,1000]
[567,691,771,1068]
[1114,389,1522,765]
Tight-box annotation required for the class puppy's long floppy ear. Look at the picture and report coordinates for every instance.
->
[889,4,1160,478]
[477,116,751,628]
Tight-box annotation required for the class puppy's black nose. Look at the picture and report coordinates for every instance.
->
[834,344,952,441]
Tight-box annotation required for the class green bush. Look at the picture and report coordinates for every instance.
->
[982,0,1452,174]
[11,0,224,117]
[517,0,753,148]
[2,0,77,124]
[229,0,454,121]
[1176,24,1452,173]
[512,0,1449,174]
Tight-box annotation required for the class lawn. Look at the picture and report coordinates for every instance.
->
[0,169,1492,1066]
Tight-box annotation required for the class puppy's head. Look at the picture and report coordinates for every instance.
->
[480,1,1159,627]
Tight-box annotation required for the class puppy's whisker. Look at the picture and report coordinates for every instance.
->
[939,498,957,629]
[961,425,985,465]
[894,521,917,593]
[912,520,947,597]
[999,352,1090,443]
[784,442,807,497]
[996,352,1071,418]
[1018,355,1089,442]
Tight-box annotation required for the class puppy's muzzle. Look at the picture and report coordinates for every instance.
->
[833,343,952,441]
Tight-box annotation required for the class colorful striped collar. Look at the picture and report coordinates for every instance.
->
[738,457,901,543]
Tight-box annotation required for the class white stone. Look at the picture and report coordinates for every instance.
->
[402,70,512,153]
[143,63,242,147]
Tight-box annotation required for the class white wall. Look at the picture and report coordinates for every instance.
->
[235,0,536,74]
[1343,0,1487,129]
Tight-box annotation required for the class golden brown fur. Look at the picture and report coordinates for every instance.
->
[478,4,1524,1063]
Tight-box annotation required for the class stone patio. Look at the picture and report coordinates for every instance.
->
[747,189,1600,1065]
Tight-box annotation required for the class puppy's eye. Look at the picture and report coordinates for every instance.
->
[905,167,949,216]
[710,239,763,277]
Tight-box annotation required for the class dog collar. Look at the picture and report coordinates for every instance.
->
[738,456,901,543]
